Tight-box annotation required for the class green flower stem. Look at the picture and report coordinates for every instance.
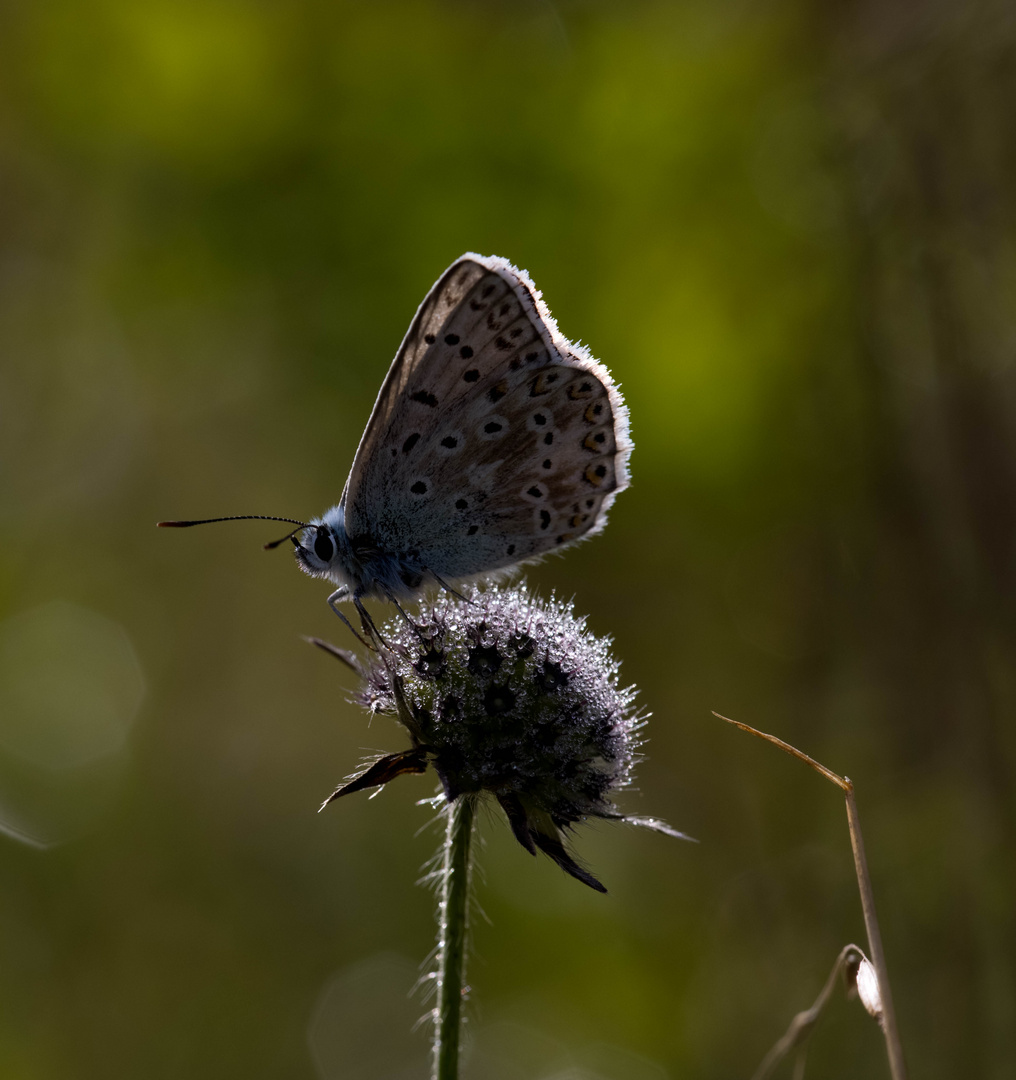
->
[433,794,476,1080]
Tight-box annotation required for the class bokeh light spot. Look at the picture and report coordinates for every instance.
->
[0,601,145,770]
[308,952,423,1080]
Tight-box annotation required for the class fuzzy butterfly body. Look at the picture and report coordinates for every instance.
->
[160,254,630,616]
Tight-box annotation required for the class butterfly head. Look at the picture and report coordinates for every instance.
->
[293,506,357,589]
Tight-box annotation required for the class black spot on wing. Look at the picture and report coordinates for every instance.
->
[583,463,610,487]
[530,369,563,396]
[567,378,598,400]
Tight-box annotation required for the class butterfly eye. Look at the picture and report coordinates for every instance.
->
[314,531,335,562]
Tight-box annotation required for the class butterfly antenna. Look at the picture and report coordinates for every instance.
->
[157,515,312,550]
[263,526,309,550]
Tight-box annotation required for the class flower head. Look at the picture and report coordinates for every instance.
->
[318,583,686,891]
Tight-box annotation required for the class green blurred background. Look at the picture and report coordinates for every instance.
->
[1,1,1014,1077]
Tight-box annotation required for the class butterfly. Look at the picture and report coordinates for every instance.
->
[160,254,631,636]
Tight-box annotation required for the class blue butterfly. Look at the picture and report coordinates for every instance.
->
[161,254,630,637]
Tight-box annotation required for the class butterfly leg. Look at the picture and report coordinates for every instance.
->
[432,573,473,605]
[378,587,429,645]
[353,595,397,652]
[327,586,375,650]
[327,585,350,608]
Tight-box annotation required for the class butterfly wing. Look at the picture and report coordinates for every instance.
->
[342,254,631,580]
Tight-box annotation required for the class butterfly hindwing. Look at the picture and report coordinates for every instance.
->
[342,254,630,580]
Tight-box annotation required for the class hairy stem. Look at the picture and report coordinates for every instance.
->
[432,794,476,1080]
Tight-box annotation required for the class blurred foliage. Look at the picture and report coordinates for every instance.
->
[1,0,1014,1077]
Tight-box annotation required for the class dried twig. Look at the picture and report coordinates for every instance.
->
[714,713,908,1080]
[749,944,869,1080]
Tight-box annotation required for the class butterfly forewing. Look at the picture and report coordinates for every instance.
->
[343,254,630,580]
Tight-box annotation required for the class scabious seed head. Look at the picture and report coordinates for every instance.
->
[325,583,684,891]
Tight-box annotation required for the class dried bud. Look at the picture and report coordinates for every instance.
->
[320,583,688,891]
[854,957,884,1026]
